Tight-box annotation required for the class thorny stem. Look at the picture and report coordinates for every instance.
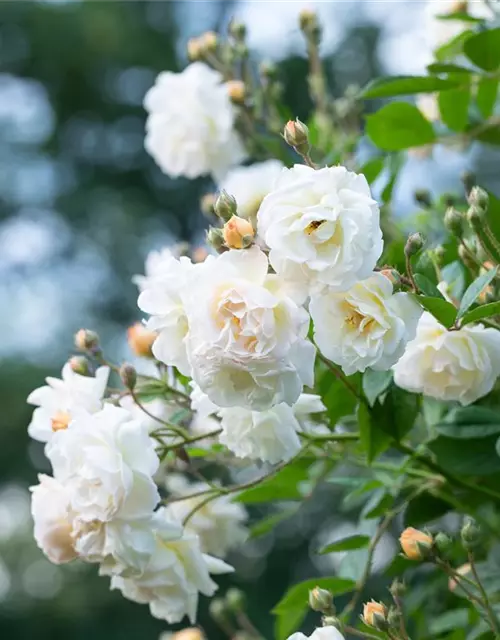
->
[344,627,381,640]
[435,559,485,609]
[468,552,500,638]
[405,254,419,293]
[392,593,409,640]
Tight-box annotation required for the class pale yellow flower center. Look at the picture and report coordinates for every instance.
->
[51,410,71,432]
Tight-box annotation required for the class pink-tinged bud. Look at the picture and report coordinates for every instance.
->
[223,216,255,249]
[227,80,246,104]
[127,323,157,358]
[283,118,310,152]
[399,527,433,560]
[74,329,100,352]
[362,601,388,630]
[68,356,91,376]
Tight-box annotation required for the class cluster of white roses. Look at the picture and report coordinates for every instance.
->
[26,359,249,623]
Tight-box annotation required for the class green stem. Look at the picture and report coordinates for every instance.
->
[344,627,382,640]
[130,391,189,440]
[468,552,500,638]
[317,352,367,406]
[298,431,360,443]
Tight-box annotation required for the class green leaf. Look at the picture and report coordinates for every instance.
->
[457,267,499,319]
[249,507,297,538]
[464,28,500,71]
[361,75,461,99]
[366,102,436,151]
[435,30,474,62]
[436,12,483,23]
[272,577,356,640]
[476,77,499,119]
[358,403,392,464]
[438,84,471,132]
[360,157,384,184]
[362,490,394,519]
[461,301,500,326]
[235,458,312,504]
[381,153,403,203]
[318,535,370,555]
[428,62,473,74]
[428,435,500,476]
[429,609,470,635]
[414,274,443,298]
[476,123,500,146]
[404,493,451,527]
[362,369,393,407]
[436,407,500,439]
[412,294,457,327]
[319,370,358,425]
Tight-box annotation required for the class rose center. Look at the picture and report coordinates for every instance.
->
[51,410,71,432]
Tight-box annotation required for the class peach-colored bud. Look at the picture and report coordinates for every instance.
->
[399,527,433,560]
[451,1,468,13]
[448,563,472,592]
[200,31,218,52]
[227,80,246,104]
[75,329,99,352]
[172,629,205,640]
[192,246,209,263]
[51,410,71,433]
[380,269,400,285]
[363,601,388,630]
[187,37,202,61]
[283,118,309,150]
[223,216,254,249]
[127,323,157,358]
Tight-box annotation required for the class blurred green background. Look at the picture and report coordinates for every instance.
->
[1,1,497,638]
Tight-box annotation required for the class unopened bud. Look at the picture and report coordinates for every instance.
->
[309,586,334,613]
[322,617,342,631]
[223,216,254,249]
[215,189,237,222]
[192,246,209,263]
[448,563,472,592]
[467,205,485,230]
[187,37,202,61]
[200,31,218,52]
[226,587,246,612]
[208,598,228,624]
[299,8,318,32]
[227,80,246,104]
[127,323,157,358]
[389,579,406,598]
[404,233,424,258]
[399,527,433,561]
[469,186,489,210]
[172,629,205,640]
[69,356,91,376]
[380,269,401,286]
[120,363,137,390]
[444,194,456,208]
[283,118,310,154]
[444,207,463,237]
[362,601,388,631]
[458,244,477,270]
[75,329,100,353]
[201,192,216,217]
[206,227,225,252]
[387,608,402,629]
[461,518,482,550]
[461,170,476,195]
[229,20,247,41]
[414,189,432,209]
[434,245,446,266]
[451,1,468,14]
[434,532,453,555]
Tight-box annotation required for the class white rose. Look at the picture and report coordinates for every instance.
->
[310,272,422,375]
[393,312,500,405]
[218,160,284,225]
[109,508,233,624]
[138,254,197,376]
[184,247,315,409]
[288,627,346,640]
[257,165,383,293]
[30,474,78,565]
[164,475,247,558]
[218,404,300,463]
[133,245,189,292]
[47,404,160,523]
[27,363,109,443]
[144,62,246,181]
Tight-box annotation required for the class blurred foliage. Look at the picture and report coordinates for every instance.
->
[0,2,385,638]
